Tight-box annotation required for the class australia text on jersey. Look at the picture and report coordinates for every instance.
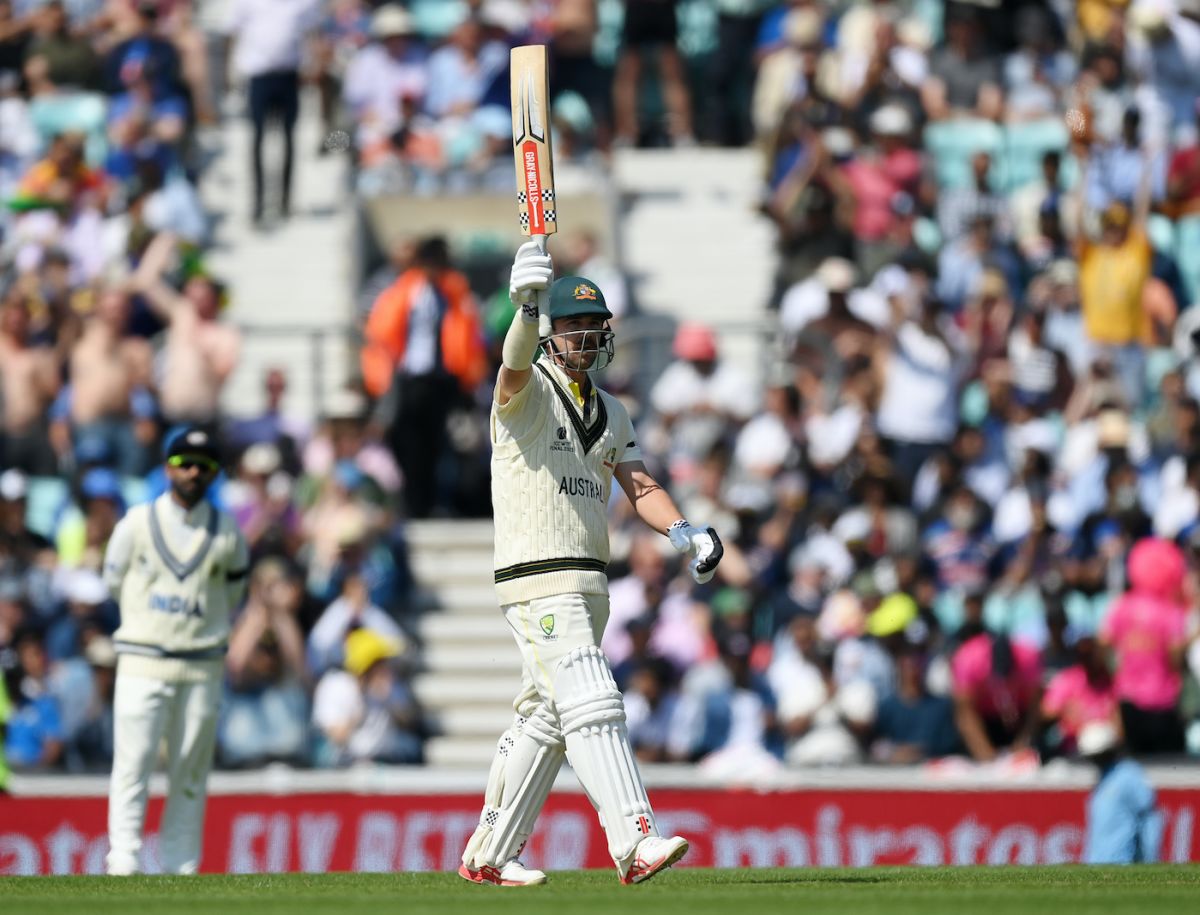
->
[558,475,605,501]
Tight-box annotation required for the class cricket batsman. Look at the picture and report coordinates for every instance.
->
[103,428,249,875]
[459,242,723,886]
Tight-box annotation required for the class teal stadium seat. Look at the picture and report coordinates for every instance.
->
[1176,215,1200,307]
[24,476,68,540]
[923,119,1002,190]
[999,119,1069,194]
[29,93,108,165]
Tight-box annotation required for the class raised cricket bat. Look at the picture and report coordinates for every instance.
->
[510,44,556,338]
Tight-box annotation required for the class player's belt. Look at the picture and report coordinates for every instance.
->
[114,640,227,661]
[494,557,607,584]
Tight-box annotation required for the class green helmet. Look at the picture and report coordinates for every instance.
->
[541,276,614,372]
[546,276,612,321]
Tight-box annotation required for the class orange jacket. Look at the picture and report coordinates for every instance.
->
[361,268,488,397]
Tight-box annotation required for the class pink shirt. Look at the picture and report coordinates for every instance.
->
[1042,666,1117,742]
[1100,594,1187,710]
[951,634,1042,722]
[839,148,922,241]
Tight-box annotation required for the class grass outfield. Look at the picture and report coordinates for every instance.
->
[2,866,1197,915]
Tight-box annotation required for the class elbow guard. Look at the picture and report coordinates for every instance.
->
[502,307,541,371]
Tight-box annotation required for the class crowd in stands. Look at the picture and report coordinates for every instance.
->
[5,0,1200,780]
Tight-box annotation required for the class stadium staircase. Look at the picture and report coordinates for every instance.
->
[407,519,518,769]
[203,84,356,424]
[613,147,778,376]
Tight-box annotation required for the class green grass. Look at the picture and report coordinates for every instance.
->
[2,866,1198,915]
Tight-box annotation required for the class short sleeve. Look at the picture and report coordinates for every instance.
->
[611,396,642,465]
[312,671,362,730]
[950,638,984,696]
[1042,668,1074,717]
[492,367,547,446]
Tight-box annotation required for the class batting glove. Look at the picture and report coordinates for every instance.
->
[509,240,554,320]
[668,520,724,584]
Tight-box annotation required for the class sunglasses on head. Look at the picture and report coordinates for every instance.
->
[168,454,219,474]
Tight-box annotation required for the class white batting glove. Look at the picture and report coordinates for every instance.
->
[668,520,724,584]
[509,240,554,321]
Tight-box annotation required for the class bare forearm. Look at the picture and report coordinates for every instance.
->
[955,699,996,761]
[630,478,684,535]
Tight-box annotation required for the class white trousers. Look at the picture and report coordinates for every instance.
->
[106,668,221,875]
[503,592,610,698]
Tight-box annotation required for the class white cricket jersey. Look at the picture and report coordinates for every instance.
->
[490,360,641,603]
[104,493,249,682]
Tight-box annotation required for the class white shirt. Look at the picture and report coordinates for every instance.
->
[306,597,405,676]
[876,322,960,445]
[650,360,759,421]
[401,280,440,376]
[224,0,321,78]
[341,44,428,138]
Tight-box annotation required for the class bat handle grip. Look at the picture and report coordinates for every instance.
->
[534,234,551,338]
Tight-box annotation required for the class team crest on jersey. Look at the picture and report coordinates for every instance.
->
[539,614,556,638]
[602,447,617,470]
[551,425,573,453]
[573,284,597,301]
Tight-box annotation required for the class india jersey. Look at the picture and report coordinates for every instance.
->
[490,360,641,603]
[104,493,249,681]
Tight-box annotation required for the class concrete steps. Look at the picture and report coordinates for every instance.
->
[613,148,777,377]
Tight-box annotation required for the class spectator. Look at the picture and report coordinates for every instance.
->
[612,0,693,147]
[23,1,100,92]
[132,231,240,430]
[938,151,1012,245]
[221,558,309,767]
[48,283,155,477]
[875,296,963,483]
[1079,720,1163,864]
[306,570,406,678]
[0,289,60,474]
[921,4,1002,122]
[4,627,63,770]
[951,630,1043,761]
[623,657,683,763]
[360,235,486,518]
[223,0,321,225]
[650,322,759,481]
[871,642,962,763]
[311,627,422,766]
[65,633,116,772]
[1100,537,1189,754]
[341,5,425,159]
[1077,175,1155,409]
[1041,632,1118,758]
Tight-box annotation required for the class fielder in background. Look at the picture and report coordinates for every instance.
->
[103,428,249,875]
[1079,720,1164,864]
[459,243,724,887]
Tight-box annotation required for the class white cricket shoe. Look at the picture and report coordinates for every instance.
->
[619,835,689,885]
[458,858,547,887]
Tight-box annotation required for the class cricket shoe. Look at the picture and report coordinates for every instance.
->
[619,835,689,885]
[458,858,546,887]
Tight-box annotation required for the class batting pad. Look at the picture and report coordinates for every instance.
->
[462,703,565,868]
[555,645,658,864]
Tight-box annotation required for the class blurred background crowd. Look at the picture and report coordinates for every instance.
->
[3,0,1200,782]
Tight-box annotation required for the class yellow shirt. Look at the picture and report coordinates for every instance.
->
[1079,230,1151,346]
